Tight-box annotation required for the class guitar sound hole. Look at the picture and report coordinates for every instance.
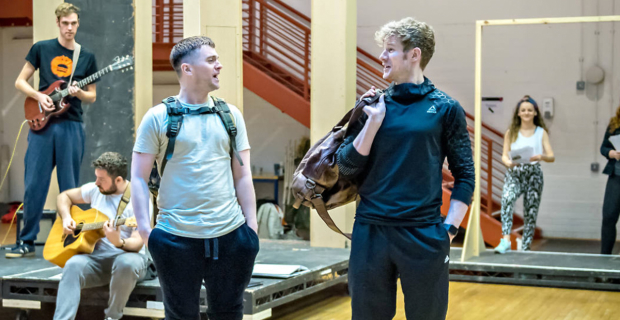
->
[63,226,83,247]
[63,234,78,247]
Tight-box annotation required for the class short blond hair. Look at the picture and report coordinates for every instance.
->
[55,3,80,20]
[375,17,435,70]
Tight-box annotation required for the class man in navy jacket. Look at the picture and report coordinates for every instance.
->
[337,17,475,320]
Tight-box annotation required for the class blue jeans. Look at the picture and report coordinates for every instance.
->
[148,223,259,320]
[20,119,84,243]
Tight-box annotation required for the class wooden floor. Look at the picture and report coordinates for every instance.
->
[270,281,620,320]
[1,281,618,320]
[3,220,620,319]
[0,218,17,248]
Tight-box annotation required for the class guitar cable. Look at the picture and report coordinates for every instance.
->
[0,120,113,248]
[0,120,28,248]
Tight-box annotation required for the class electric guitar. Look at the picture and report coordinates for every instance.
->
[24,55,134,131]
[43,206,137,268]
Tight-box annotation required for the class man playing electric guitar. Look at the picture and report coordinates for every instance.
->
[54,152,150,320]
[8,3,98,258]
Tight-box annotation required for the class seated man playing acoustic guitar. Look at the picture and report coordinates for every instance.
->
[53,152,150,320]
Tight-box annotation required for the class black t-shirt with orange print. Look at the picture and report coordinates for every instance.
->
[25,38,98,122]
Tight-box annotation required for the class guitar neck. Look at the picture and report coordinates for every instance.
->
[59,65,113,98]
[80,218,127,232]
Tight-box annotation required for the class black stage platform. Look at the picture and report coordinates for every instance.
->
[448,248,620,291]
[1,240,350,320]
[2,243,619,319]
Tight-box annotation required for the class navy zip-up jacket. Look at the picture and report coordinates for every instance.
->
[337,78,475,226]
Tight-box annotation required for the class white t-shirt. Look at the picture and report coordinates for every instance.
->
[81,182,147,255]
[133,96,251,239]
[511,126,544,164]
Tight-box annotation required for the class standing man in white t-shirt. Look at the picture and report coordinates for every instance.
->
[54,152,150,320]
[131,36,259,320]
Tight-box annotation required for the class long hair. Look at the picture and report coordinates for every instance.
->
[508,95,549,143]
[609,105,620,133]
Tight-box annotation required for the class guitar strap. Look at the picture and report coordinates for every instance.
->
[113,183,131,228]
[68,41,81,86]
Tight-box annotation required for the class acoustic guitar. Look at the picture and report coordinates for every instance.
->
[43,206,137,268]
[24,55,134,131]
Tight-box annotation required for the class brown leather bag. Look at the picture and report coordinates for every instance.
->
[291,93,382,239]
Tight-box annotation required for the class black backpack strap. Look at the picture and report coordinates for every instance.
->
[211,97,244,166]
[161,96,184,176]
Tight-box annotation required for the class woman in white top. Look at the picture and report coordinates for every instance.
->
[494,95,555,254]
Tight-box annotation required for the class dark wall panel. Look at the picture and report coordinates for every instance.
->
[73,0,135,184]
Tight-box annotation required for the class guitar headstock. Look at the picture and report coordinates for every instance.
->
[124,217,138,228]
[111,55,134,72]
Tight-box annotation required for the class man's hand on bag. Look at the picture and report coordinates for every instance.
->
[360,86,377,101]
[363,94,386,124]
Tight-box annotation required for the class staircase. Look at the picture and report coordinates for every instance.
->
[152,0,541,248]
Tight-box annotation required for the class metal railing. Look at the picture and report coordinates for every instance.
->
[152,0,506,217]
[153,0,183,44]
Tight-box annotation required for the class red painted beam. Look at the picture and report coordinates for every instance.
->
[243,60,310,128]
[0,0,32,26]
[153,43,175,71]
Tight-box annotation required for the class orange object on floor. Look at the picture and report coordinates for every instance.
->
[1,202,21,224]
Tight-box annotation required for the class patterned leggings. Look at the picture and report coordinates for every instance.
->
[500,164,544,250]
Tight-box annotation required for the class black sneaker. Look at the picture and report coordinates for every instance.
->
[5,240,35,258]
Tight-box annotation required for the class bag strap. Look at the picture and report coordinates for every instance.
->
[348,91,383,129]
[331,91,383,135]
[306,91,383,240]
[159,96,242,176]
[310,197,351,240]
[160,97,184,176]
[68,42,81,86]
[211,96,244,166]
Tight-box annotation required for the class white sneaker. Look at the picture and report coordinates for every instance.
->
[494,238,511,254]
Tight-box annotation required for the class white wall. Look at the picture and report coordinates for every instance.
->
[0,27,32,203]
[152,72,310,203]
[281,0,620,239]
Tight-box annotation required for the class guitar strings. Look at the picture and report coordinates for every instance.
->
[78,209,101,233]
[93,209,100,231]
